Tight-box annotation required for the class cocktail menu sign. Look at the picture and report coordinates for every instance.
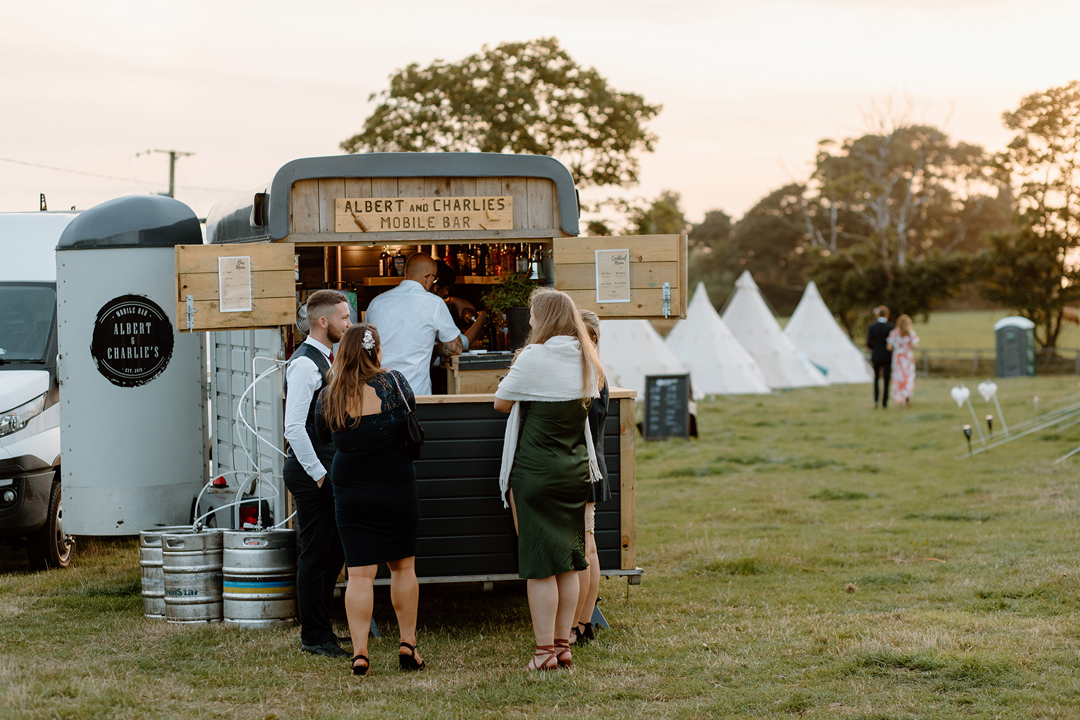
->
[595,248,631,303]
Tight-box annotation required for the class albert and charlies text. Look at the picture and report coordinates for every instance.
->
[334,196,514,232]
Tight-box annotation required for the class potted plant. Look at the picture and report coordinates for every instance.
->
[483,273,535,350]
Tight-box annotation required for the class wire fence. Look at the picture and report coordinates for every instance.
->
[914,348,1080,376]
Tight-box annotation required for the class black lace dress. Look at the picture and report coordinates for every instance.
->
[316,370,419,568]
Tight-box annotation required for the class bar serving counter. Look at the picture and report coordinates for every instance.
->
[382,389,640,586]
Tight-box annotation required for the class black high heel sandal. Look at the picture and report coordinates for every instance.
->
[351,654,370,676]
[398,641,425,671]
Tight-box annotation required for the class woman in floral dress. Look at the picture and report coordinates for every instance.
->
[887,314,919,407]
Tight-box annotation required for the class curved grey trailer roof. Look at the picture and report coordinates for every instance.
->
[58,195,201,251]
[206,153,580,244]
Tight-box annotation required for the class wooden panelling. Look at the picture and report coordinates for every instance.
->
[283,174,568,242]
[556,261,679,291]
[318,178,345,233]
[290,179,320,234]
[526,177,558,230]
[174,243,296,331]
[553,235,688,319]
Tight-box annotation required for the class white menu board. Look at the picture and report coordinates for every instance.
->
[218,256,252,312]
[595,248,631,303]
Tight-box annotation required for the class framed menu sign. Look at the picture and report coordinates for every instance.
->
[218,256,253,312]
[595,248,631,303]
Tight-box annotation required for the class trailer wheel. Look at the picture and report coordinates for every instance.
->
[27,480,74,570]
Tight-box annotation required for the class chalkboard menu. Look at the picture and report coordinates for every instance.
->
[644,373,691,440]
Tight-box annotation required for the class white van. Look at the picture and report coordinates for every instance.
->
[0,212,78,569]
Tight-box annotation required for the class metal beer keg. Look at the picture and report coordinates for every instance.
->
[139,525,194,619]
[162,530,224,624]
[222,529,297,628]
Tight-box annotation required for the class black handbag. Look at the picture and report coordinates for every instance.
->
[390,372,425,459]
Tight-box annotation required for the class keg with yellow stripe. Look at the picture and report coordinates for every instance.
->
[222,529,297,628]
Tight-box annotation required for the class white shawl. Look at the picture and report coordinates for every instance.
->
[495,335,601,508]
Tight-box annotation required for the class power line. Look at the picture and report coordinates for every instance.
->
[0,156,238,194]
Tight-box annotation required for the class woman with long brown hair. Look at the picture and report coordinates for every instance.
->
[316,323,424,676]
[493,287,605,671]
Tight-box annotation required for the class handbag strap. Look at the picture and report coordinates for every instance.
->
[389,371,414,415]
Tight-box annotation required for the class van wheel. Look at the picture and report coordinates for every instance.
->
[27,480,74,570]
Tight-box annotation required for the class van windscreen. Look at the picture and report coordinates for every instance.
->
[0,283,56,363]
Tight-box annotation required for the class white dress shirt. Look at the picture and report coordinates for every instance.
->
[283,336,332,483]
[364,279,465,395]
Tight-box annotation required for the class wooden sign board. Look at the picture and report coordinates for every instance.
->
[643,374,691,441]
[553,234,688,319]
[334,196,513,233]
[175,243,296,331]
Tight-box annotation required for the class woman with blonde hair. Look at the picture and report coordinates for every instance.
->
[886,314,919,407]
[493,287,605,670]
[316,323,424,676]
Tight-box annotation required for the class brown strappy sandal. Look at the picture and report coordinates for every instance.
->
[554,638,572,668]
[527,644,559,671]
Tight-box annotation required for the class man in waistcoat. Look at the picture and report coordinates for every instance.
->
[283,290,351,657]
[866,305,895,409]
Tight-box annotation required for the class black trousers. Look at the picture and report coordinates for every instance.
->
[283,455,345,647]
[873,359,892,407]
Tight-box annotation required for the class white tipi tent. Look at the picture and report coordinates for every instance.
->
[665,283,771,395]
[784,281,873,384]
[598,319,690,398]
[721,271,828,389]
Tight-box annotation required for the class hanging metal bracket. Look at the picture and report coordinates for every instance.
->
[185,295,198,331]
[662,283,671,319]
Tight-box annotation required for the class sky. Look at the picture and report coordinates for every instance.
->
[3,0,1078,225]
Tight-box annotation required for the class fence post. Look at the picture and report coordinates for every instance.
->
[922,350,929,373]
[973,349,979,375]
[1075,349,1079,375]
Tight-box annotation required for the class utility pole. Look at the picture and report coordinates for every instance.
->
[152,149,194,198]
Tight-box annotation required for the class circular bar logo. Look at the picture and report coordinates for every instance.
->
[90,295,174,387]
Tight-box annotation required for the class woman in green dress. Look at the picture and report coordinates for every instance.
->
[494,288,605,671]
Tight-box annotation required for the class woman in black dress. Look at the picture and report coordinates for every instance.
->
[316,323,424,676]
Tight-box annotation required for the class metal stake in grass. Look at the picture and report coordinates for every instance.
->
[986,415,994,438]
[963,424,973,455]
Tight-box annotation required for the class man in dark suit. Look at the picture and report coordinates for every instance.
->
[866,305,895,408]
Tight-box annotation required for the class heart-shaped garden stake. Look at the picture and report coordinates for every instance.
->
[978,381,997,402]
[951,386,970,407]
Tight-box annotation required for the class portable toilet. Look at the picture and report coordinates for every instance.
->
[995,316,1036,378]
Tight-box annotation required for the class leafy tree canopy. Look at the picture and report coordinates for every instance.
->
[981,81,1080,351]
[628,190,688,236]
[341,37,662,190]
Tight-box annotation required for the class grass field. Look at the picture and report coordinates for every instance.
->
[5,376,1080,718]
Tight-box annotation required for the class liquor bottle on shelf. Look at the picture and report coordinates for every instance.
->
[379,248,390,277]
[443,245,459,275]
[469,244,479,275]
[457,246,470,278]
[392,249,406,277]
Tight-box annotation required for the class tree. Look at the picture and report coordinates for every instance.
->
[688,209,732,252]
[796,117,1004,335]
[980,81,1080,352]
[341,37,662,190]
[627,190,688,236]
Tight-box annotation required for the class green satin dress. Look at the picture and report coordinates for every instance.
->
[510,399,592,579]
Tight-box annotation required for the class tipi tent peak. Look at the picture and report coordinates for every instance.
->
[784,281,873,384]
[722,271,828,389]
[665,283,770,395]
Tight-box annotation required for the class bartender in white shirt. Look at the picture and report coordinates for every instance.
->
[282,290,351,658]
[365,252,487,395]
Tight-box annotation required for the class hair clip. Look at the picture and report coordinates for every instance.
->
[362,329,376,351]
